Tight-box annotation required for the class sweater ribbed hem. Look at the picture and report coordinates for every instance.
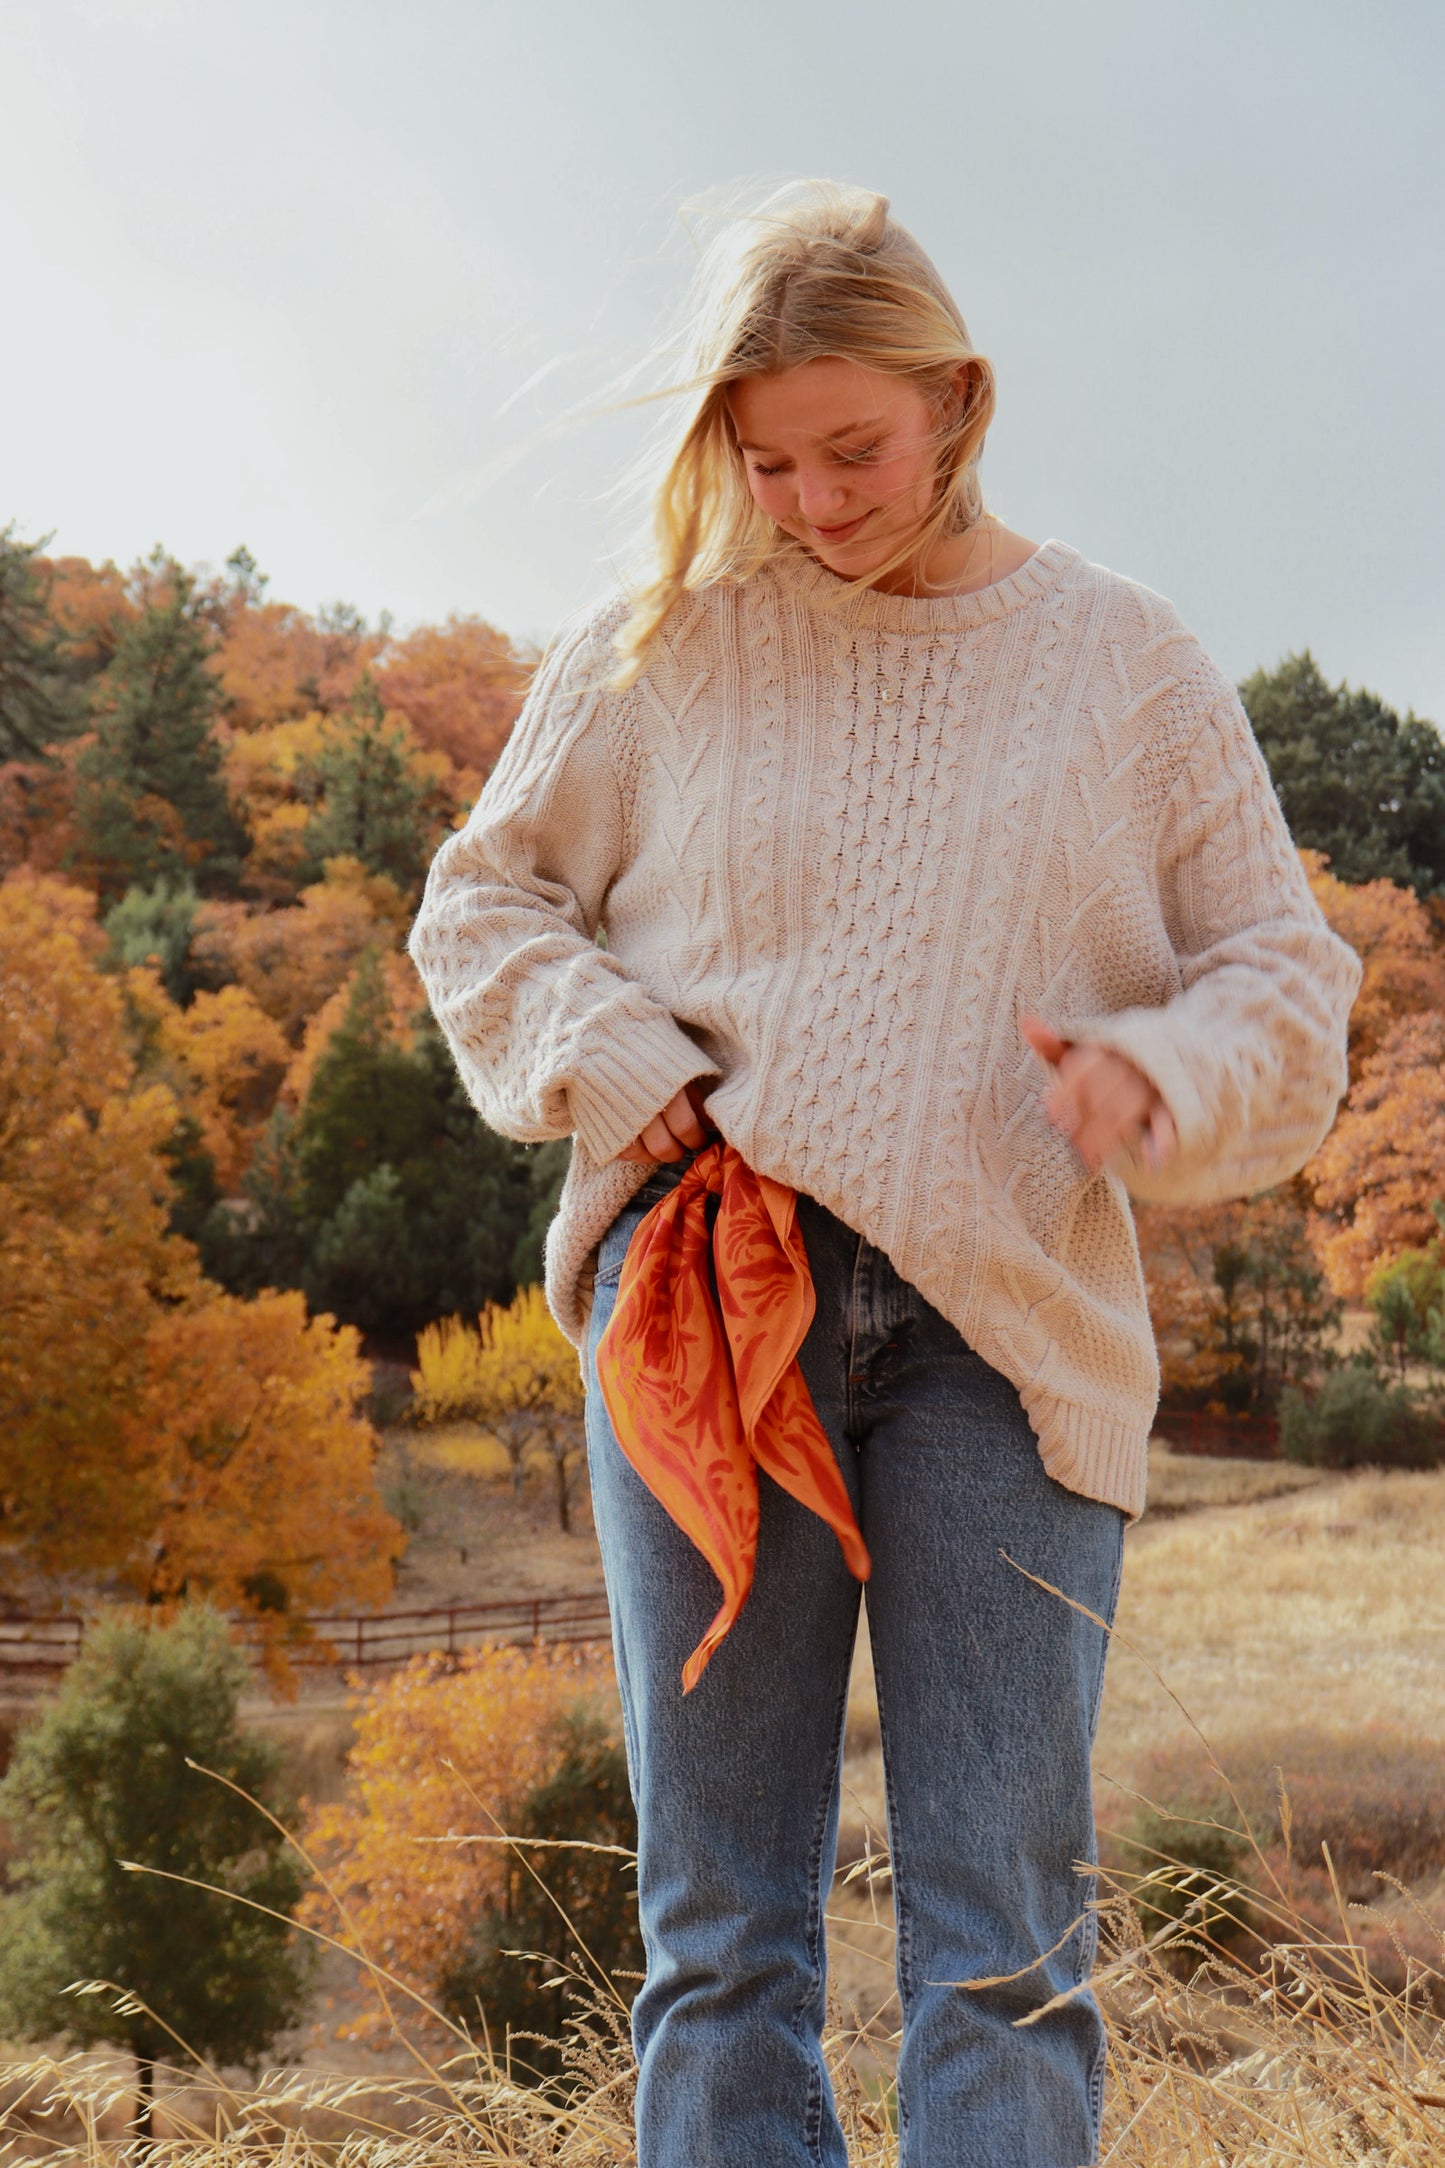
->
[1026,1394,1151,1523]
[568,1022,716,1166]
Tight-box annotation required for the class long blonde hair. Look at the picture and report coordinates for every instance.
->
[610,180,996,686]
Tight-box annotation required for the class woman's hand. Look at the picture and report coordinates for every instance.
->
[616,1080,713,1164]
[1020,1014,1178,1176]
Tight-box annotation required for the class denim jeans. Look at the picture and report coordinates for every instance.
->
[583,1158,1126,2168]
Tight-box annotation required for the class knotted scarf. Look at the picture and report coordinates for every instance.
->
[594,1138,871,1691]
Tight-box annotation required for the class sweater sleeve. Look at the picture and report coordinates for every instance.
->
[407,604,716,1165]
[1063,670,1362,1207]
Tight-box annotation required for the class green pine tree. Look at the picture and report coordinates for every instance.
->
[0,524,71,761]
[300,675,438,894]
[0,1608,310,2132]
[1240,651,1445,895]
[75,557,246,900]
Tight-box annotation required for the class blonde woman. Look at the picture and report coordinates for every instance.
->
[410,185,1359,2167]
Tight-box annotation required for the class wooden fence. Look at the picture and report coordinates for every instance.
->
[1152,1408,1281,1459]
[0,1590,613,1687]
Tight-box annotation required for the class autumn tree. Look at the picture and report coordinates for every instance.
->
[0,869,195,1574]
[1309,1013,1445,1295]
[375,615,532,787]
[0,869,403,1625]
[412,1288,586,1530]
[1136,1186,1341,1414]
[74,558,246,899]
[0,1608,308,2124]
[301,1644,610,2041]
[1300,851,1445,1072]
[210,563,380,732]
[132,1290,399,1673]
[1241,652,1445,895]
[190,857,407,1042]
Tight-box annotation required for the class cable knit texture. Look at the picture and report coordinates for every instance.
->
[409,540,1360,1519]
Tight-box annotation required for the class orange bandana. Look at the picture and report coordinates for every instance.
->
[595,1139,871,1691]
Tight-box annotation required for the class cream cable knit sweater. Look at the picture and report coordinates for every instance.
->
[409,540,1360,1519]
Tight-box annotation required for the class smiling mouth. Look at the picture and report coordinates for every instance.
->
[811,510,872,541]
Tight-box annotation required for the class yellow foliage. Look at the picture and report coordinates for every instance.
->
[300,1643,607,2033]
[132,1288,401,1676]
[0,870,197,1573]
[412,1287,584,1427]
[148,979,290,1191]
[0,868,401,1631]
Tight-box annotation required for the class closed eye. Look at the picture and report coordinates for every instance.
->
[750,441,882,479]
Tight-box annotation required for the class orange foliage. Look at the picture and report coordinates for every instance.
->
[192,860,407,1044]
[37,554,136,674]
[0,871,196,1573]
[1309,1013,1445,1296]
[300,1643,607,2033]
[0,745,83,877]
[375,616,532,789]
[0,869,397,1628]
[212,598,382,732]
[132,1288,399,1671]
[157,982,290,1191]
[1302,851,1445,1070]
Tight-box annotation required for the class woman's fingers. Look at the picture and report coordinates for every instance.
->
[1040,1040,1173,1173]
[615,1083,712,1164]
[1019,1012,1071,1068]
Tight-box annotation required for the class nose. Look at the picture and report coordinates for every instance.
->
[794,466,854,524]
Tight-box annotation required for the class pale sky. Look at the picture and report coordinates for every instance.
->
[3,0,1442,721]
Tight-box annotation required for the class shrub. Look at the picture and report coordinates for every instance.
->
[440,1709,641,2078]
[1279,1365,1441,1468]
[300,1645,612,2041]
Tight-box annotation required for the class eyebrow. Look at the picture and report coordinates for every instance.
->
[734,418,883,452]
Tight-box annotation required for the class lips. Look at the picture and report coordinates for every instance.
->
[811,510,872,542]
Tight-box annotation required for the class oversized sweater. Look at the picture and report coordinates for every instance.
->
[408,539,1361,1519]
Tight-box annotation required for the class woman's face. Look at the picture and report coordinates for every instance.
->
[726,356,954,580]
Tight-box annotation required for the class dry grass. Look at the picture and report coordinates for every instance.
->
[1097,1464,1445,1787]
[3,1863,1443,2165]
[8,1455,1445,2161]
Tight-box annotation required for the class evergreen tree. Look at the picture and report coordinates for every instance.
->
[197,954,540,1339]
[103,875,201,1004]
[1240,652,1445,895]
[0,1608,309,2129]
[0,524,70,760]
[75,559,246,900]
[300,676,437,894]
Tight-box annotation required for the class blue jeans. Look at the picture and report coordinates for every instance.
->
[584,1160,1125,2168]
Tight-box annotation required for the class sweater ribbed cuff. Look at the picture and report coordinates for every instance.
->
[568,1019,717,1166]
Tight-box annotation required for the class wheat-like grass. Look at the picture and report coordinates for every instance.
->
[4,1848,1441,2166]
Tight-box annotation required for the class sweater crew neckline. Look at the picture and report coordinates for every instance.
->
[769,535,1079,635]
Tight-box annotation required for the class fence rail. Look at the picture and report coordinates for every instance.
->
[1152,1409,1281,1460]
[0,1591,613,1684]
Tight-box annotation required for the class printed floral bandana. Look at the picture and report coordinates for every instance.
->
[595,1138,871,1691]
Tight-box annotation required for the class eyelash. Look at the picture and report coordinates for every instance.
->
[751,442,882,478]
